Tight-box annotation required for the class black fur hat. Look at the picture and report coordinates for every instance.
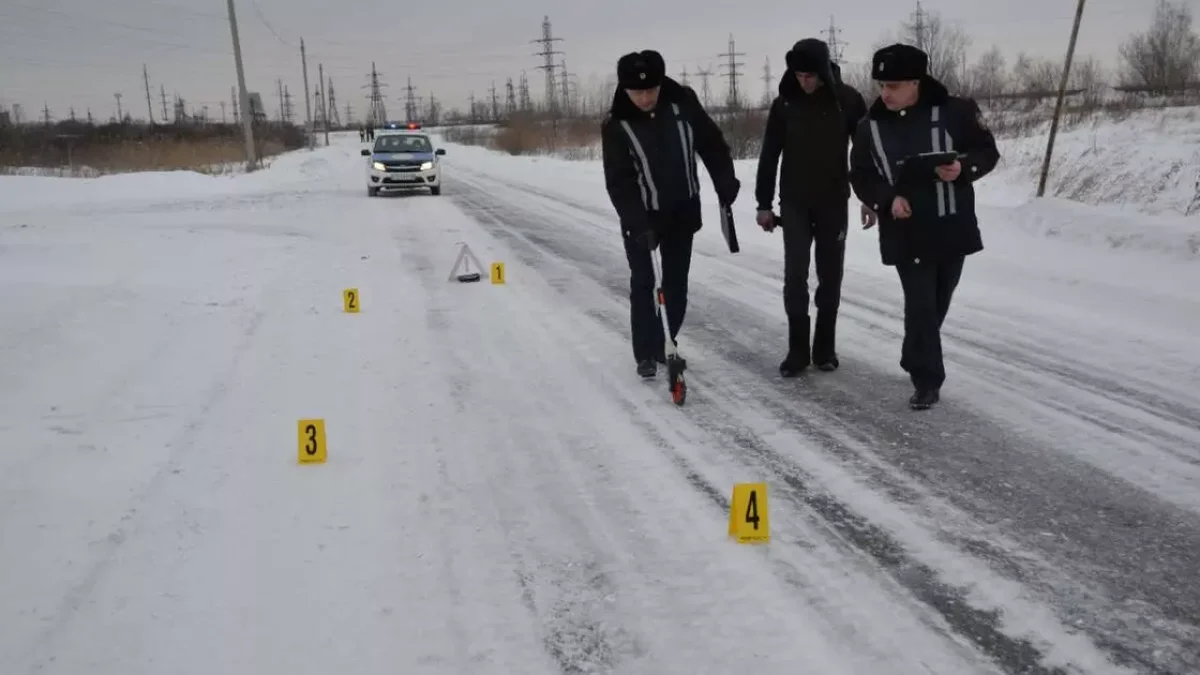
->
[872,43,928,81]
[617,50,665,90]
[785,39,830,74]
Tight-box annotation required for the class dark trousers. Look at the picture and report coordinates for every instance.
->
[895,256,965,390]
[624,229,694,363]
[781,201,848,362]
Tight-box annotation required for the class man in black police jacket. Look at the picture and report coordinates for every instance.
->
[602,50,740,379]
[755,38,868,377]
[849,43,999,410]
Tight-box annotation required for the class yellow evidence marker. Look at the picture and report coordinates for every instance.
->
[297,419,327,464]
[343,288,360,313]
[728,482,769,543]
[490,262,505,285]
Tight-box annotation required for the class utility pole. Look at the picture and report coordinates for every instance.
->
[226,0,258,169]
[220,101,227,123]
[300,38,313,148]
[822,15,845,63]
[143,64,155,124]
[113,92,123,122]
[531,15,563,116]
[318,63,329,145]
[160,85,170,123]
[718,34,745,110]
[230,86,238,123]
[277,79,285,122]
[1037,0,1086,197]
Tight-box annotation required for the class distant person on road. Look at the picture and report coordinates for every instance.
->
[848,43,999,410]
[601,49,740,379]
[754,38,869,377]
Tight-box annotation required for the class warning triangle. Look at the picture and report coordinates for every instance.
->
[448,242,485,282]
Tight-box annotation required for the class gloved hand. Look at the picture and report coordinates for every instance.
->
[717,177,741,205]
[631,226,658,250]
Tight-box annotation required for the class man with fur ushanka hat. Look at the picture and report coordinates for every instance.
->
[849,43,1000,410]
[601,49,740,379]
[755,38,869,378]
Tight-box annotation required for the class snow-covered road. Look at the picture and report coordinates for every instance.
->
[1,132,1197,674]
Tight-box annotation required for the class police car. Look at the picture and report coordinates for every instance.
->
[360,122,445,196]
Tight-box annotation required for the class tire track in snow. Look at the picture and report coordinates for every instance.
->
[449,180,1084,675]
[387,218,637,674]
[448,169,1198,674]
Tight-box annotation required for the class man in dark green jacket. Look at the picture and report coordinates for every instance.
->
[755,38,868,377]
[849,43,1000,409]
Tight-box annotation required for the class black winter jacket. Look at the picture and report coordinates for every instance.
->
[755,44,868,211]
[849,76,1000,266]
[602,77,739,238]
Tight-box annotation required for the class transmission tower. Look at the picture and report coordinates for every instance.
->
[505,77,517,116]
[518,72,532,111]
[363,62,388,126]
[427,92,439,125]
[718,34,745,110]
[160,85,169,123]
[42,102,51,125]
[468,92,477,123]
[559,59,572,115]
[284,86,294,123]
[403,76,418,122]
[489,81,500,121]
[762,56,773,106]
[696,66,714,107]
[822,15,845,63]
[531,15,563,115]
[327,78,340,127]
[909,1,927,50]
[114,92,123,121]
[680,67,690,87]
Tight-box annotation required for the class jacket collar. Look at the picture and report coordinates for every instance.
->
[867,74,950,120]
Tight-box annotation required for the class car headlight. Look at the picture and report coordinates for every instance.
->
[420,161,434,171]
[372,161,386,171]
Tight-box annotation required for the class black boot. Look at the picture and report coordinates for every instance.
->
[637,359,657,378]
[909,387,940,410]
[812,310,839,371]
[779,316,811,377]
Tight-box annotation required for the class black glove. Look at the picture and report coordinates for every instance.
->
[718,177,741,205]
[640,228,659,250]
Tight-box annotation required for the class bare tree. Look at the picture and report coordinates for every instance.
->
[841,61,876,98]
[1119,0,1200,93]
[966,46,1008,98]
[900,7,969,92]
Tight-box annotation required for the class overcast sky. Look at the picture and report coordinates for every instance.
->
[0,0,1167,123]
